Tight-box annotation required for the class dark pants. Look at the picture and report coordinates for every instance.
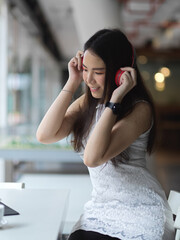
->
[68,230,121,240]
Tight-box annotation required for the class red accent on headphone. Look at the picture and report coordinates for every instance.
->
[115,69,125,86]
[81,56,84,69]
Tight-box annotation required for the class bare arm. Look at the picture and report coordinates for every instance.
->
[84,102,152,167]
[36,51,84,144]
[36,91,85,143]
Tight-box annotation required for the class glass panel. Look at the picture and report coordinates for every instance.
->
[0,8,70,151]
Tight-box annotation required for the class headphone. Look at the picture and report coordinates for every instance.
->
[115,45,136,86]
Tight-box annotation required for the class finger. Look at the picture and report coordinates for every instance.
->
[121,68,136,85]
[75,50,83,58]
[78,57,82,71]
[121,71,136,88]
[131,70,137,84]
[125,69,137,85]
[76,51,84,70]
[70,57,78,68]
[122,71,131,82]
[120,67,134,71]
[121,67,135,75]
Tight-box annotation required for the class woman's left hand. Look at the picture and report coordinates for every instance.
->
[111,67,137,103]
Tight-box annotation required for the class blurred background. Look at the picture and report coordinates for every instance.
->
[0,0,180,235]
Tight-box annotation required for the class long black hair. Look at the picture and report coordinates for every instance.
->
[71,28,156,154]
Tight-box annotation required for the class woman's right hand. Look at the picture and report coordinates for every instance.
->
[68,50,84,87]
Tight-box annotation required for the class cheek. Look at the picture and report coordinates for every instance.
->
[82,71,87,81]
[97,75,105,86]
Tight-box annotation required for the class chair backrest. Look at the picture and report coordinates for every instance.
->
[175,210,180,240]
[168,190,180,240]
[168,190,180,215]
[0,182,25,189]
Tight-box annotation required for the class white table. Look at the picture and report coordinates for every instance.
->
[0,189,69,240]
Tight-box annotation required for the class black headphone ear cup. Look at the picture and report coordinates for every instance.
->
[115,69,125,86]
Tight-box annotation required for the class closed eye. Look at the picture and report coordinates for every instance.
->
[95,72,104,75]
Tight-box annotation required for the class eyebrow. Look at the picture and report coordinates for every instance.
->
[83,64,106,70]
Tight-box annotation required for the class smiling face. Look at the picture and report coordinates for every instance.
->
[82,50,106,99]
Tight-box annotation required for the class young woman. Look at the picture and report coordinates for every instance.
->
[36,29,174,240]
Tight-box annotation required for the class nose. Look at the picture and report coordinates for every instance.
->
[86,72,95,84]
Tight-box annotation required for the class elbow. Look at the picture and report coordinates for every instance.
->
[84,160,99,168]
[83,154,103,168]
[83,148,108,167]
[36,131,44,143]
[36,130,49,144]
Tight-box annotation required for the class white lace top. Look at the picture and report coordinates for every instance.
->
[71,104,175,240]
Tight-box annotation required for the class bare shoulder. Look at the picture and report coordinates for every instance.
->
[126,101,152,133]
[134,101,152,118]
[115,101,153,137]
[134,101,152,115]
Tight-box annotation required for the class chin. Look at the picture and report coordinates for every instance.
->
[91,93,102,99]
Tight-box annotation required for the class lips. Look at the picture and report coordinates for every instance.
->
[90,87,100,92]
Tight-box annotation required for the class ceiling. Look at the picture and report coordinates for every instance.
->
[11,0,180,61]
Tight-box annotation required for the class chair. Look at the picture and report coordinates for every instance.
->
[168,190,180,240]
[0,182,25,189]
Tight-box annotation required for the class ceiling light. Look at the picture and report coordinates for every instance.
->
[155,81,165,92]
[137,55,148,64]
[160,67,171,77]
[154,72,164,83]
